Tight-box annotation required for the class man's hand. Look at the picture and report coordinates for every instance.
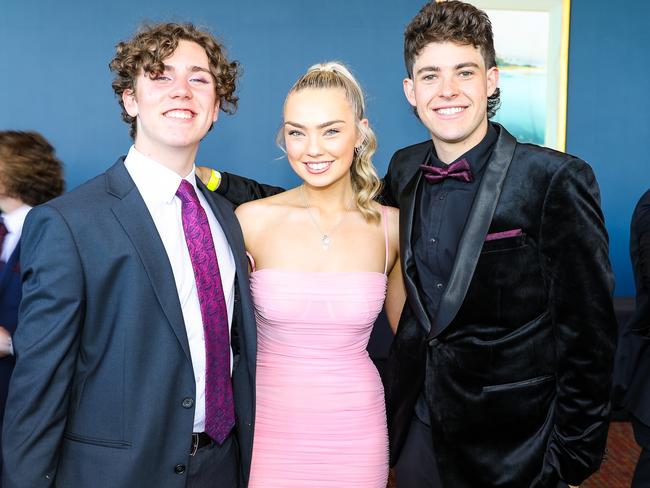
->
[0,325,12,357]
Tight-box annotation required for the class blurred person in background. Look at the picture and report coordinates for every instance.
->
[614,189,650,488]
[0,130,64,479]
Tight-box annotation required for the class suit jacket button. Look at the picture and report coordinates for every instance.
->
[175,464,186,474]
[182,397,194,409]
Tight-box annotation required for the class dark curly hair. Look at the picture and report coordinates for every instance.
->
[0,131,65,206]
[404,1,501,118]
[109,22,240,139]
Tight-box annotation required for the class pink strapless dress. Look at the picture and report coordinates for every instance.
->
[248,269,389,487]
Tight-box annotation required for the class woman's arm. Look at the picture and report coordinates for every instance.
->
[384,206,405,333]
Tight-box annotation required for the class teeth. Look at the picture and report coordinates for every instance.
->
[306,162,330,170]
[436,107,464,115]
[165,110,193,119]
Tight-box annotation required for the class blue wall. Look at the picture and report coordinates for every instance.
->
[567,0,650,295]
[1,0,646,295]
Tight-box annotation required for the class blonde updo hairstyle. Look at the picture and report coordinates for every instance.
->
[280,61,382,222]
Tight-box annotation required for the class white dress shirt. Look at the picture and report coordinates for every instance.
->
[124,146,236,433]
[1,204,32,262]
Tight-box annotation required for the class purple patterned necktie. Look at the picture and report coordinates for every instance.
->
[420,158,474,184]
[176,180,234,444]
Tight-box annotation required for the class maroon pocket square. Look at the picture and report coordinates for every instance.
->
[485,228,523,241]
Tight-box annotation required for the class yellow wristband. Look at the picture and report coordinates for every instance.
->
[206,169,221,191]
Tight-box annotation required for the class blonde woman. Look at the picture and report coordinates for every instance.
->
[232,63,404,487]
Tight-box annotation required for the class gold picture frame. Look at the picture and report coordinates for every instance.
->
[469,0,570,150]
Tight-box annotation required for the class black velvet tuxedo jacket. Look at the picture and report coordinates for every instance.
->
[2,160,257,487]
[615,190,650,428]
[384,124,617,487]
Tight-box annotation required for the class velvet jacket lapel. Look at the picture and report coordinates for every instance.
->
[401,125,517,339]
[400,142,435,335]
[107,159,192,363]
[429,125,516,339]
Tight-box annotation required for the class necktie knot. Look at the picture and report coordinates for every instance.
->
[176,179,199,205]
[420,158,473,184]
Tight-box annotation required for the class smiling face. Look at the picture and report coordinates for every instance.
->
[403,41,498,162]
[283,87,366,189]
[122,40,219,161]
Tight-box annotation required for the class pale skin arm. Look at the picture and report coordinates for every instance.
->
[234,200,266,264]
[383,206,405,333]
[196,166,211,185]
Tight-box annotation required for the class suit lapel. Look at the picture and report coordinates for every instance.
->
[196,180,246,271]
[429,125,517,339]
[197,180,257,376]
[107,159,192,362]
[400,143,434,333]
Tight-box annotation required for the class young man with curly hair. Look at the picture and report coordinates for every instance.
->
[2,24,256,488]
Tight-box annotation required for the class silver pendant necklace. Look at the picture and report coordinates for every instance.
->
[300,185,352,251]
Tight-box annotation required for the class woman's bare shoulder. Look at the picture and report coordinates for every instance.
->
[236,188,301,231]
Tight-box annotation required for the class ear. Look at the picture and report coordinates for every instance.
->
[122,89,138,118]
[403,77,417,108]
[356,118,369,147]
[212,100,220,123]
[486,66,499,97]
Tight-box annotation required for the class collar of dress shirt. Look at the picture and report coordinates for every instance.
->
[124,145,198,205]
[2,203,32,238]
[428,123,498,174]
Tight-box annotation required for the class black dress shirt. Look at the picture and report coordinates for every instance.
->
[412,124,498,317]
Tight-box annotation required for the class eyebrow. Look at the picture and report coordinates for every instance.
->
[284,120,346,129]
[415,62,480,75]
[162,64,212,74]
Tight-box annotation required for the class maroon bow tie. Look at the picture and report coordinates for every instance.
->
[420,158,473,183]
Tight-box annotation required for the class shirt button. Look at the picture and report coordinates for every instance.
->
[430,237,437,244]
[182,397,194,409]
[436,282,444,290]
[175,464,186,474]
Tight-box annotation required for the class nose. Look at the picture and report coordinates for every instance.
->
[306,135,323,157]
[439,75,459,98]
[170,77,192,99]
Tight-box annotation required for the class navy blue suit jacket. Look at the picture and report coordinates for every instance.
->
[2,160,257,487]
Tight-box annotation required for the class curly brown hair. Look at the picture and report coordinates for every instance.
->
[0,131,65,206]
[109,22,240,139]
[404,1,501,118]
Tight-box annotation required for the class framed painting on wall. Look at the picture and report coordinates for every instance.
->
[471,0,570,150]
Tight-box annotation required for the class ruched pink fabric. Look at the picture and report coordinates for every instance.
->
[248,269,389,487]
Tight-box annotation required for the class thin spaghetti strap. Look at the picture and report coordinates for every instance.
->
[245,251,256,272]
[381,205,389,275]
